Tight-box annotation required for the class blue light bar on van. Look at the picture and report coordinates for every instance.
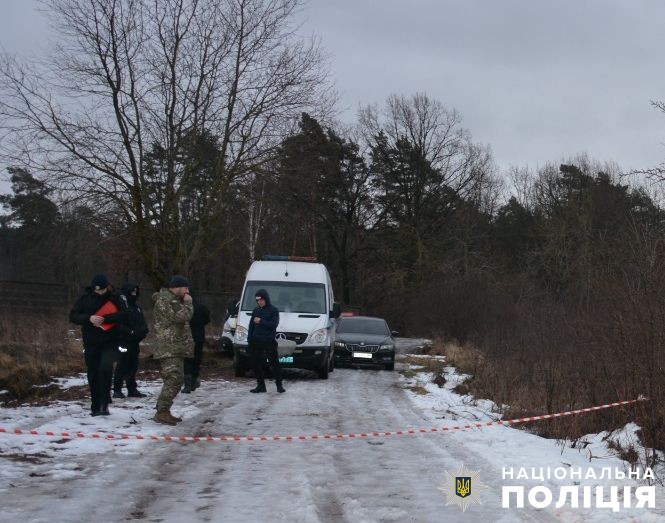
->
[261,255,318,262]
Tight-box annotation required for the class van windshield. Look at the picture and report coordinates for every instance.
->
[242,281,327,314]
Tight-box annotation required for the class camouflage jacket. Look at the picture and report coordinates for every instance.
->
[152,288,194,359]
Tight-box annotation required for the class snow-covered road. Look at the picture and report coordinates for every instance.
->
[1,340,663,522]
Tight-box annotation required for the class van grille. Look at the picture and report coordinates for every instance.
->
[276,332,308,345]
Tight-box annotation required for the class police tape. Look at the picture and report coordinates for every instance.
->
[0,396,649,443]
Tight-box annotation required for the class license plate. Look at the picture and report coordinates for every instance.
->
[279,356,293,363]
[353,352,373,359]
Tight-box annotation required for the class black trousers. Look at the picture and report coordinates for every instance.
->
[113,342,140,393]
[250,340,282,383]
[184,341,204,380]
[84,342,117,411]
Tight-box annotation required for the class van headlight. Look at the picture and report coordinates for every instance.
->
[234,325,248,343]
[334,341,346,348]
[380,344,395,351]
[309,328,328,344]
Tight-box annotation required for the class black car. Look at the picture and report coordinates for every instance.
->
[334,316,398,370]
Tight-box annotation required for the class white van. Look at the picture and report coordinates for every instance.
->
[233,256,341,379]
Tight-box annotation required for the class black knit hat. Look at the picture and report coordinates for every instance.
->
[90,273,109,290]
[168,275,190,288]
[254,288,271,305]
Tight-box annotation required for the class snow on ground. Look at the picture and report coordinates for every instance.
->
[51,374,89,389]
[401,360,665,521]
[0,341,663,522]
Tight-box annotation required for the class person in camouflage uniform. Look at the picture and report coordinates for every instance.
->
[151,275,194,425]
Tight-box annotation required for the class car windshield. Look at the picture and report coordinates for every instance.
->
[241,281,326,314]
[337,318,390,336]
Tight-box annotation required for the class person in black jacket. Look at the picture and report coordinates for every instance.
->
[112,283,149,398]
[69,274,128,416]
[183,298,211,393]
[248,289,285,393]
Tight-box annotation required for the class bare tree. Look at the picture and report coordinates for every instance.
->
[0,0,333,284]
[507,165,535,211]
[241,172,268,263]
[358,92,494,202]
[633,100,665,182]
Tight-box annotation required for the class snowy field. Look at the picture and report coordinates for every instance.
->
[0,339,663,522]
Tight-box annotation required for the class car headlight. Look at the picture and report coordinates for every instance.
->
[380,344,395,351]
[309,328,328,344]
[234,325,248,343]
[334,341,346,348]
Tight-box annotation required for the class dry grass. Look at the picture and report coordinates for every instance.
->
[0,312,84,402]
[423,337,642,446]
[407,385,429,395]
[430,339,484,374]
[399,368,420,379]
[399,350,450,394]
[606,439,640,466]
[0,328,234,406]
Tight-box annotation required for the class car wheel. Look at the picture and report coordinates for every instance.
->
[328,351,334,373]
[385,360,395,371]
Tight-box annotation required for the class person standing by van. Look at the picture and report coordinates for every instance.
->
[248,289,285,393]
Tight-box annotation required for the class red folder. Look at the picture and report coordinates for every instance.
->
[95,300,119,331]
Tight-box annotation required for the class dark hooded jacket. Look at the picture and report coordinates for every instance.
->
[117,283,149,346]
[247,289,280,343]
[189,300,211,345]
[69,287,128,346]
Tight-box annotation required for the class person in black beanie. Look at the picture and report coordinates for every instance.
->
[112,283,149,398]
[248,288,285,393]
[183,296,211,393]
[69,274,128,416]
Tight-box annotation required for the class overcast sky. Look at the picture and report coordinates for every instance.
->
[299,0,665,172]
[1,0,665,191]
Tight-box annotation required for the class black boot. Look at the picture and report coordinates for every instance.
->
[127,389,146,398]
[250,380,267,393]
[112,389,126,399]
[276,380,286,393]
[182,374,193,394]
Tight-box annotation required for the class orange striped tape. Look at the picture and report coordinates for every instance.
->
[0,397,648,443]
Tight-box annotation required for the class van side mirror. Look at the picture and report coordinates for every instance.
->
[227,299,239,317]
[330,303,341,319]
[391,330,400,337]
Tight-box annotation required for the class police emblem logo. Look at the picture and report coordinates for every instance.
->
[439,463,488,512]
